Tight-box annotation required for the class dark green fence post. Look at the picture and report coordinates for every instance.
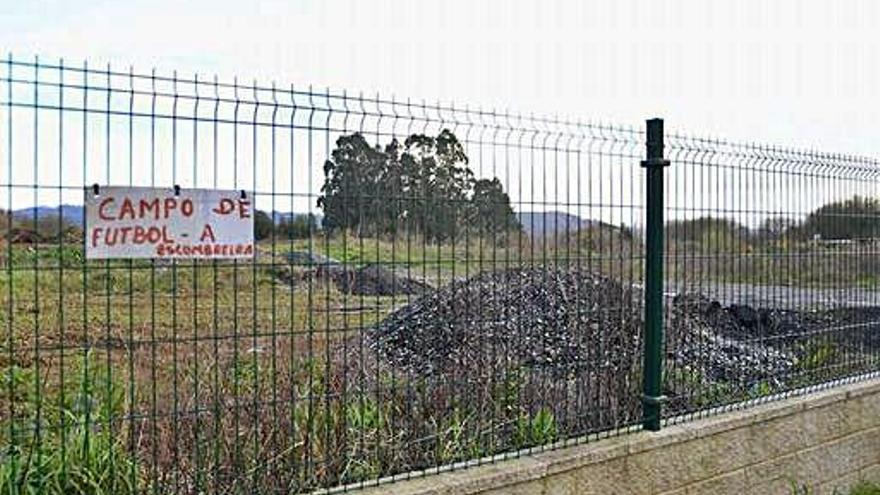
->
[641,118,669,431]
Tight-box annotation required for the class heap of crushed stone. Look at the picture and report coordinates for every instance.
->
[333,264,430,296]
[369,268,642,378]
[667,294,801,387]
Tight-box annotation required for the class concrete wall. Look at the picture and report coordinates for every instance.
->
[362,378,880,495]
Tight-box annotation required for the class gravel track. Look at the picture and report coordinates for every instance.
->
[666,281,880,310]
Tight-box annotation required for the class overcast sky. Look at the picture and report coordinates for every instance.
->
[2,0,879,156]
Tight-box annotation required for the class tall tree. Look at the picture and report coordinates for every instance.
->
[468,178,521,235]
[666,216,750,252]
[276,213,319,239]
[399,130,473,242]
[801,195,880,240]
[755,217,798,242]
[317,133,400,236]
[318,129,519,243]
[254,210,275,241]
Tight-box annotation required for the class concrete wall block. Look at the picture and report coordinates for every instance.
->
[682,468,748,495]
[358,378,880,495]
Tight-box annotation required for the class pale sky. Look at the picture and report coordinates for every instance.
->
[1,0,878,226]
[3,0,878,155]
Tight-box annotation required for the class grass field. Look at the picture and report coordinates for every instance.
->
[0,229,639,493]
[1,227,878,493]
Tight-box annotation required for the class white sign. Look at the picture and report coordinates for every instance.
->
[85,186,255,259]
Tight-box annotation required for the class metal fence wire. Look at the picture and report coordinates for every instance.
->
[0,55,878,494]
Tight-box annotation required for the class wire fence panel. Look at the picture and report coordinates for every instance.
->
[1,55,879,494]
[662,137,880,420]
[0,56,647,494]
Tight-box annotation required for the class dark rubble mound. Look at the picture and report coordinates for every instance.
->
[333,264,430,296]
[667,294,880,390]
[670,294,835,342]
[277,253,430,296]
[369,268,642,378]
[667,294,797,386]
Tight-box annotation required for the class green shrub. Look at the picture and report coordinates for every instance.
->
[748,381,774,399]
[0,352,139,494]
[514,408,557,449]
[850,481,880,495]
[797,341,838,372]
[346,398,384,433]
[664,366,735,409]
[435,407,470,464]
[497,368,525,415]
[789,480,813,494]
[788,480,880,495]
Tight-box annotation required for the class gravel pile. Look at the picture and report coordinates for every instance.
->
[670,295,833,341]
[277,253,431,296]
[667,295,797,386]
[667,294,880,389]
[334,264,430,296]
[369,268,642,378]
[664,294,859,388]
[365,273,876,386]
[355,267,879,424]
[352,268,880,439]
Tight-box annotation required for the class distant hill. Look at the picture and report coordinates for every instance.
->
[271,211,323,225]
[9,205,320,228]
[12,205,85,226]
[516,211,596,237]
[10,206,598,238]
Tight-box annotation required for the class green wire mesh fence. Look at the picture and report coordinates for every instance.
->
[0,55,878,494]
[662,136,880,420]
